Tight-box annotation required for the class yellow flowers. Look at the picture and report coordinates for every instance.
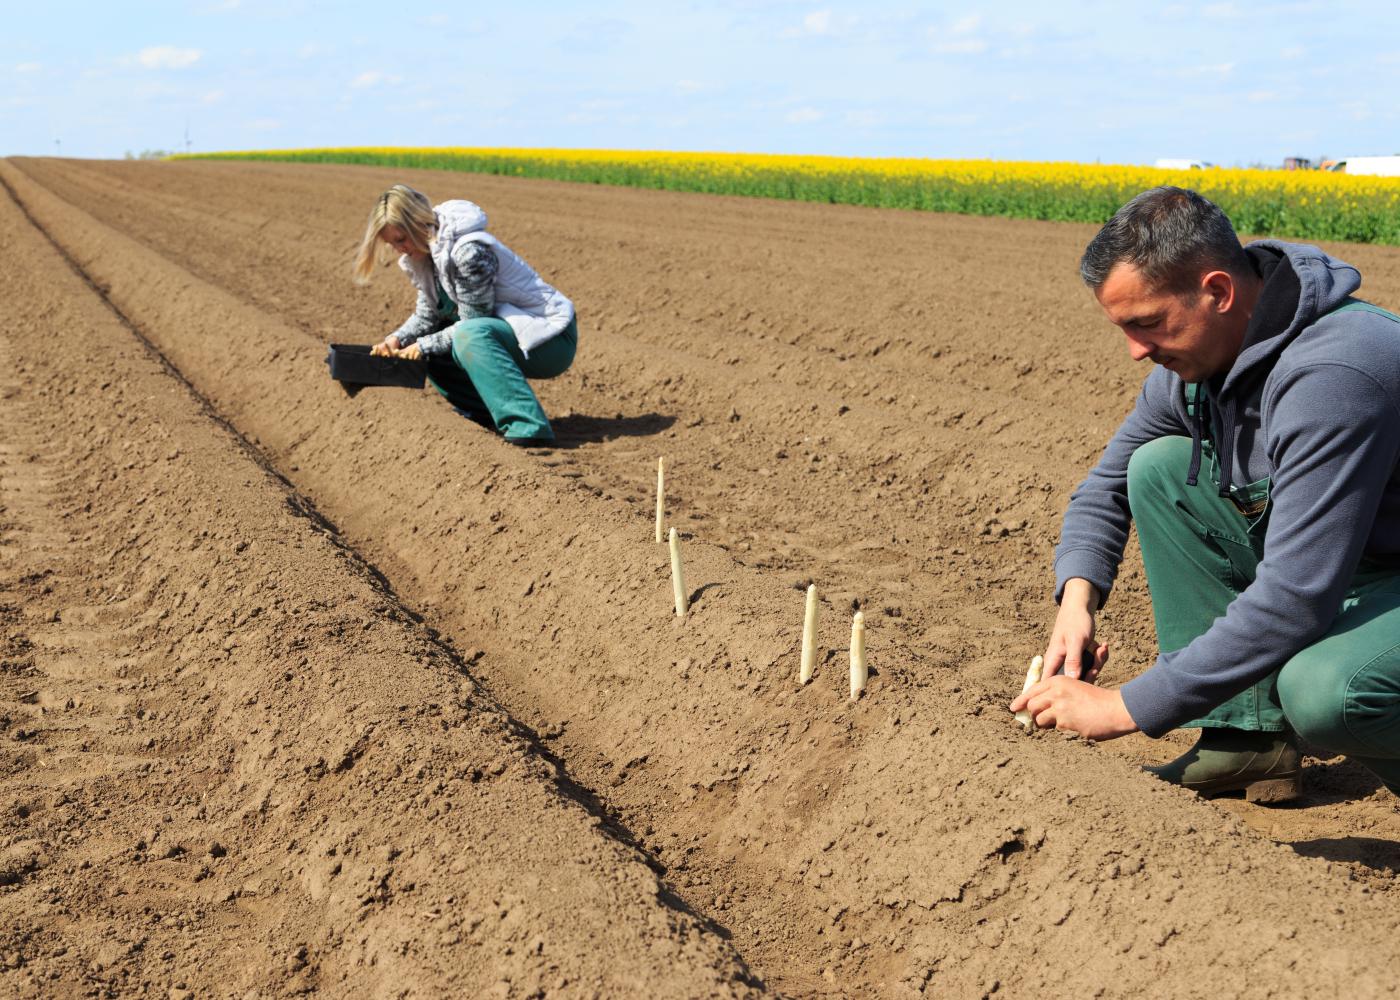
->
[175,147,1400,245]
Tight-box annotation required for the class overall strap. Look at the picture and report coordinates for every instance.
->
[1327,298,1400,322]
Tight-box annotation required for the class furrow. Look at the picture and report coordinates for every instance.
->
[5,158,1400,998]
[0,163,760,1000]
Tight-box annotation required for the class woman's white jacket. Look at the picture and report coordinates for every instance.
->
[394,200,574,357]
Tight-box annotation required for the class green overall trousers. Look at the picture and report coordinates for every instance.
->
[424,291,577,443]
[1126,411,1400,795]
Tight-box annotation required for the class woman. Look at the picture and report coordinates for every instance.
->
[353,185,577,445]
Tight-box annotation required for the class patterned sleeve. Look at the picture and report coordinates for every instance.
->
[413,242,500,359]
[446,241,498,319]
[389,286,444,347]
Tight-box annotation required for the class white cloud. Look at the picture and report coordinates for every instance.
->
[1280,45,1305,59]
[298,42,323,59]
[137,46,202,70]
[1202,2,1241,17]
[843,109,886,128]
[201,89,225,104]
[675,79,704,95]
[1246,89,1278,102]
[928,13,987,55]
[785,107,824,124]
[782,9,856,38]
[14,62,40,74]
[351,71,401,89]
[1341,100,1371,122]
[248,118,282,131]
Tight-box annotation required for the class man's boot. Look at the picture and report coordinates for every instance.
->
[1144,728,1301,803]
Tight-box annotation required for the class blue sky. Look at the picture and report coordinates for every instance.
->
[3,1,1398,164]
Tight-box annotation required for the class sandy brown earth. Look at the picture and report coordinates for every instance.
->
[1,156,1397,998]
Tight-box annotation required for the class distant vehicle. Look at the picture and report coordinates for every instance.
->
[1283,156,1312,170]
[1154,158,1214,170]
[1325,156,1400,176]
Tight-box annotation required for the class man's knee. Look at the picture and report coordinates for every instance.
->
[1127,436,1193,505]
[1277,654,1349,748]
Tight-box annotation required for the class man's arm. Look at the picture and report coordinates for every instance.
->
[1045,578,1107,680]
[1048,366,1187,677]
[1010,673,1139,740]
[1120,362,1400,737]
[1011,573,1143,738]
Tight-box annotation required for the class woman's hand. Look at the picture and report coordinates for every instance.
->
[1009,677,1138,741]
[370,335,401,357]
[393,343,423,362]
[1045,578,1109,682]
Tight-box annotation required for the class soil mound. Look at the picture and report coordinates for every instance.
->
[3,156,1398,997]
[0,169,756,999]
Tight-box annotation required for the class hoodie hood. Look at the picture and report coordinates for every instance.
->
[1188,240,1362,496]
[1224,240,1360,395]
[397,200,490,292]
[431,200,489,247]
[429,200,488,280]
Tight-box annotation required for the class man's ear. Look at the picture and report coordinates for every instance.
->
[1200,270,1236,313]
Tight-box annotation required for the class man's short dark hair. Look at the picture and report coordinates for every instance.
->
[1080,186,1251,294]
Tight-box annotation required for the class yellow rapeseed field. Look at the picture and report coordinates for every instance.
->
[178,147,1400,244]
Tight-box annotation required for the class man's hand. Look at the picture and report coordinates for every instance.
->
[370,335,401,357]
[1009,676,1138,741]
[393,343,423,361]
[1046,578,1109,682]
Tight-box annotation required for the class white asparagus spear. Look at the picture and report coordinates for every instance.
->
[655,457,665,544]
[1013,654,1045,731]
[799,584,819,685]
[669,527,688,617]
[849,611,867,700]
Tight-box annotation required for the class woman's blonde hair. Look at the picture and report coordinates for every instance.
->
[352,184,437,284]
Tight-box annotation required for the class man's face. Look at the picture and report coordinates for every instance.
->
[1094,262,1243,382]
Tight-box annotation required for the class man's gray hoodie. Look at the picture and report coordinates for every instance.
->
[1054,240,1400,737]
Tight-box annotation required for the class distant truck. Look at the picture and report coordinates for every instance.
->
[1154,158,1214,170]
[1324,155,1400,176]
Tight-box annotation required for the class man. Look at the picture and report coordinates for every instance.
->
[1009,186,1400,803]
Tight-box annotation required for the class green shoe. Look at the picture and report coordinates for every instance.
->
[1144,728,1302,804]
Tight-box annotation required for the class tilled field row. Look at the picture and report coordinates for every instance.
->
[6,156,1148,697]
[5,158,1400,998]
[0,170,758,998]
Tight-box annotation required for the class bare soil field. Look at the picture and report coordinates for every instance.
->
[1,156,1397,998]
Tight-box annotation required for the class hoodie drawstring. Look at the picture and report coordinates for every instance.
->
[1186,387,1205,487]
[1184,385,1238,496]
[1215,395,1237,498]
